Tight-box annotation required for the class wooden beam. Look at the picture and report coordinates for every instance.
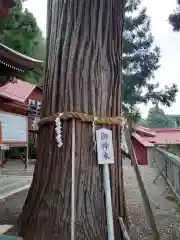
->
[118,217,131,240]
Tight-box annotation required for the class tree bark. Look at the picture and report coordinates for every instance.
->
[19,0,126,239]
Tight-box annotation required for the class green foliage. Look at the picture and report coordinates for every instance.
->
[146,107,175,128]
[167,115,180,128]
[169,0,180,31]
[138,117,148,127]
[166,145,180,157]
[0,1,45,83]
[123,103,141,123]
[123,0,178,115]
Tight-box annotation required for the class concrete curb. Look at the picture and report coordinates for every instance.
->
[0,225,13,235]
[0,183,31,200]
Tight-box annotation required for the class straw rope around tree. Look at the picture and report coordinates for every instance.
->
[38,111,124,126]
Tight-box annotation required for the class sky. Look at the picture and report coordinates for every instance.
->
[25,0,180,118]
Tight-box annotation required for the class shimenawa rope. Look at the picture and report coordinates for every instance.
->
[38,111,123,126]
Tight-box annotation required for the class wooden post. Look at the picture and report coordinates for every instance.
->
[25,145,28,170]
[0,148,2,175]
[153,164,167,184]
[124,124,160,240]
[96,128,115,240]
[0,122,2,145]
[118,217,131,240]
[103,164,114,240]
[0,122,2,174]
[71,119,76,240]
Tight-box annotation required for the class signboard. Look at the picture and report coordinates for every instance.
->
[0,144,9,150]
[0,112,28,143]
[96,128,114,164]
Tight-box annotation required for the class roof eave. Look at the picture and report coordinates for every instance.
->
[0,43,44,68]
[132,133,154,147]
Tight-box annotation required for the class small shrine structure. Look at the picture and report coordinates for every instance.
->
[0,42,43,169]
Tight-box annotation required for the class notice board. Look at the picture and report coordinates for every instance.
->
[0,111,28,146]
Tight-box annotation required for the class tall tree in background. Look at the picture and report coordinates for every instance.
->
[123,0,178,115]
[19,1,126,239]
[169,0,180,31]
[146,106,174,128]
[0,0,45,83]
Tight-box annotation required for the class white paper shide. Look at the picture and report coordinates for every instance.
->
[55,114,63,148]
[96,128,114,165]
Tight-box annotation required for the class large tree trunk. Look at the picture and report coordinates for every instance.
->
[19,0,126,239]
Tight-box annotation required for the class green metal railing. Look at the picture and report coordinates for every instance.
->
[152,147,180,199]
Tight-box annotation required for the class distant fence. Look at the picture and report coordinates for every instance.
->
[151,147,180,199]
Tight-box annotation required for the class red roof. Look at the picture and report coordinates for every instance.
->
[132,133,154,147]
[134,125,156,137]
[0,79,36,103]
[133,125,180,146]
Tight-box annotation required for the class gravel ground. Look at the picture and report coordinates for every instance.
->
[0,190,28,230]
[0,190,28,237]
[0,163,179,239]
[124,166,180,240]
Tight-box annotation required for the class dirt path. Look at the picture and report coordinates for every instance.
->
[123,166,180,240]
